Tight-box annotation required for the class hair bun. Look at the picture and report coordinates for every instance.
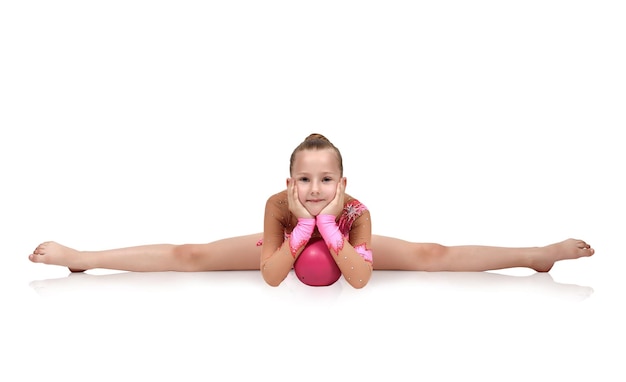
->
[305,133,329,142]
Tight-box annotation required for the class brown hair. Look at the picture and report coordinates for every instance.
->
[289,133,343,176]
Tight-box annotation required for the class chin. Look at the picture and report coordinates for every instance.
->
[308,210,322,217]
[305,206,324,217]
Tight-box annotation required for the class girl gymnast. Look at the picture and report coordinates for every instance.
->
[29,133,595,289]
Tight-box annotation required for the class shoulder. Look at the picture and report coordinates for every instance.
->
[338,194,369,234]
[266,189,288,206]
[344,194,368,211]
[265,190,291,222]
[342,195,369,216]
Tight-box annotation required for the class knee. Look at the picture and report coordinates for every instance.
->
[172,244,202,271]
[413,243,449,271]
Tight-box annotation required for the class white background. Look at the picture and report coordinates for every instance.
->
[1,1,624,381]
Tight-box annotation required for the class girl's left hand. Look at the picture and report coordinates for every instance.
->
[320,177,346,217]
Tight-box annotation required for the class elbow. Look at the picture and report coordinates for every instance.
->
[344,272,372,289]
[347,279,369,289]
[261,270,284,287]
[343,261,373,289]
[264,278,282,287]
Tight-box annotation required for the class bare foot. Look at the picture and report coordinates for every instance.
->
[29,241,87,272]
[531,238,595,272]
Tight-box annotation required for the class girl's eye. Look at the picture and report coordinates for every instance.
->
[323,177,333,182]
[299,177,310,182]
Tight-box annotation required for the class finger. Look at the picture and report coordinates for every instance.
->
[334,179,342,197]
[287,178,295,201]
[292,179,299,200]
[336,178,346,201]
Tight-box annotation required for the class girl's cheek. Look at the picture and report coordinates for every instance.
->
[329,184,338,199]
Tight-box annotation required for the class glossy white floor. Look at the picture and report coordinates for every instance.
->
[5,244,622,381]
[2,2,624,381]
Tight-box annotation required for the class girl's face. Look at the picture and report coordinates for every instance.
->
[291,148,343,216]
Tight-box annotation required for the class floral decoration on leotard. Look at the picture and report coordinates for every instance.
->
[338,199,368,236]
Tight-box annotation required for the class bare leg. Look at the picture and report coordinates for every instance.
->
[371,235,594,272]
[30,234,594,273]
[29,234,264,272]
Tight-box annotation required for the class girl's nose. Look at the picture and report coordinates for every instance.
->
[311,181,321,194]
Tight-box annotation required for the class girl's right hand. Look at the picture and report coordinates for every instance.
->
[287,178,313,219]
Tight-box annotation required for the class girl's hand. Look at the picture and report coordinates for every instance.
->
[320,177,346,217]
[287,178,314,219]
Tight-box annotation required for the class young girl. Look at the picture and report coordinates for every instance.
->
[29,133,595,289]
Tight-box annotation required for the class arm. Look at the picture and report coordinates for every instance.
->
[260,180,316,287]
[260,229,297,287]
[317,180,373,289]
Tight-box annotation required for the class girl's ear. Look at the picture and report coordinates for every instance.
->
[342,177,347,188]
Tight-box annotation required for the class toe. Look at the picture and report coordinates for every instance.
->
[577,240,590,249]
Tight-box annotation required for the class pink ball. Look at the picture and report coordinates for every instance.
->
[294,238,342,286]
